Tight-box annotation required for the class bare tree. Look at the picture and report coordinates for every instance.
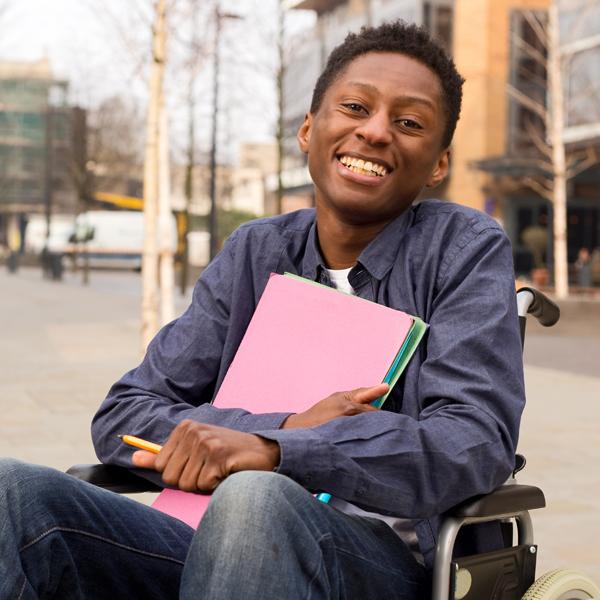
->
[86,0,179,347]
[502,2,599,298]
[175,0,211,295]
[141,0,168,351]
[214,1,292,209]
[87,96,145,193]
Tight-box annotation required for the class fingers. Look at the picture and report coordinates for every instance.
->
[150,420,237,493]
[132,450,157,469]
[350,383,389,405]
[157,421,203,489]
[129,421,276,493]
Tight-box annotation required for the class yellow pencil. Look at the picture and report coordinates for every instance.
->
[118,434,163,454]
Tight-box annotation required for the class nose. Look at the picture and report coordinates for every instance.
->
[355,111,393,146]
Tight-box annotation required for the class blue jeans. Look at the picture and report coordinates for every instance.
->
[0,460,427,599]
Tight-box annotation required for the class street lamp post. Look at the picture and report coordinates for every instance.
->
[208,5,241,261]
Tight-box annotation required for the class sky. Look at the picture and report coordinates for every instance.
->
[0,0,315,162]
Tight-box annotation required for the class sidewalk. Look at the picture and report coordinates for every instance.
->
[0,268,190,505]
[1,267,599,583]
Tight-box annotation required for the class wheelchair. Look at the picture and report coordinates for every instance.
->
[67,287,600,600]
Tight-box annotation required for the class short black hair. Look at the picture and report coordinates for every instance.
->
[309,21,464,148]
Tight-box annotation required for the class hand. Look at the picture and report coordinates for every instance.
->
[281,383,388,429]
[131,421,280,493]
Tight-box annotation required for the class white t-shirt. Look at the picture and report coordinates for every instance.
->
[325,267,423,564]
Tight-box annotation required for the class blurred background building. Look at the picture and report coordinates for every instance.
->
[0,58,84,252]
[1,0,598,285]
[454,0,600,279]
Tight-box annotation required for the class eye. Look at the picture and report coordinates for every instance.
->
[397,118,423,130]
[341,103,367,114]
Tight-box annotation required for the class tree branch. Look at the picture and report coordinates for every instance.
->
[507,84,548,121]
[523,116,553,160]
[566,147,599,179]
[517,65,548,90]
[523,175,554,200]
[512,33,547,67]
[521,10,548,49]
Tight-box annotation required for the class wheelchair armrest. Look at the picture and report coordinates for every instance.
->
[448,484,545,519]
[66,463,162,494]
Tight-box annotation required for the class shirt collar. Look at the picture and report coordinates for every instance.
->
[356,207,415,280]
[300,218,325,281]
[301,206,415,282]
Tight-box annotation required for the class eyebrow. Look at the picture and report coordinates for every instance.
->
[344,81,437,110]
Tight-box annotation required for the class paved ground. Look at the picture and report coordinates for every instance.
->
[1,266,599,586]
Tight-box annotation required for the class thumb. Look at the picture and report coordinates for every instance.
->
[351,383,389,404]
[132,450,158,469]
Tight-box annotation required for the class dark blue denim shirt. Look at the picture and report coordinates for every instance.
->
[92,199,525,569]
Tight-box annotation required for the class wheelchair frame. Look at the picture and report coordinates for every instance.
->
[431,287,559,600]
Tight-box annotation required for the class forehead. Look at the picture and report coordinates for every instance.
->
[327,51,444,111]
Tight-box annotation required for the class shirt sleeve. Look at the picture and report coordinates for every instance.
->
[256,226,525,519]
[91,233,291,472]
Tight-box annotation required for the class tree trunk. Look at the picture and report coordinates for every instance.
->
[159,107,175,325]
[548,2,569,299]
[209,6,221,262]
[141,0,167,351]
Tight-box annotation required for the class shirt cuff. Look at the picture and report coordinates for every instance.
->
[253,428,332,490]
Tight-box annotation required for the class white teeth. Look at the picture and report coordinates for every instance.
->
[338,155,387,176]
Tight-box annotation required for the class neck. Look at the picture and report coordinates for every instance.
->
[316,207,392,269]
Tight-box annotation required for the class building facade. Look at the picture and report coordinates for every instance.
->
[451,0,600,278]
[0,59,82,250]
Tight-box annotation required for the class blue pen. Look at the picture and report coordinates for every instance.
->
[316,492,332,503]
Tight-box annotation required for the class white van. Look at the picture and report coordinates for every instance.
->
[70,210,177,270]
[24,214,75,254]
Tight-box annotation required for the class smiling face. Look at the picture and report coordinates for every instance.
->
[298,51,450,227]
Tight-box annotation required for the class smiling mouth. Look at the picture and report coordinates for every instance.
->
[337,155,389,177]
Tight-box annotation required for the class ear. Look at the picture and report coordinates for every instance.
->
[426,148,450,188]
[297,113,313,155]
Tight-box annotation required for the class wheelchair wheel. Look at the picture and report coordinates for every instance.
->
[522,568,600,599]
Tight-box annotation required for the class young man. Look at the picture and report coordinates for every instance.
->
[0,21,524,599]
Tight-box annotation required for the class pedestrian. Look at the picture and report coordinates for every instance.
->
[6,217,21,274]
[575,247,592,289]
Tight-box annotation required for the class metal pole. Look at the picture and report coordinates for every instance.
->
[208,5,221,261]
[43,106,53,245]
[181,0,201,293]
[181,91,194,293]
[276,0,285,215]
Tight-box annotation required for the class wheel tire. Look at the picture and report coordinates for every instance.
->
[522,569,600,599]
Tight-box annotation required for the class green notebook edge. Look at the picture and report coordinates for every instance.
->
[372,317,427,408]
[282,272,428,409]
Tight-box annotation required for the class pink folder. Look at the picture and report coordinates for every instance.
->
[151,273,414,528]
